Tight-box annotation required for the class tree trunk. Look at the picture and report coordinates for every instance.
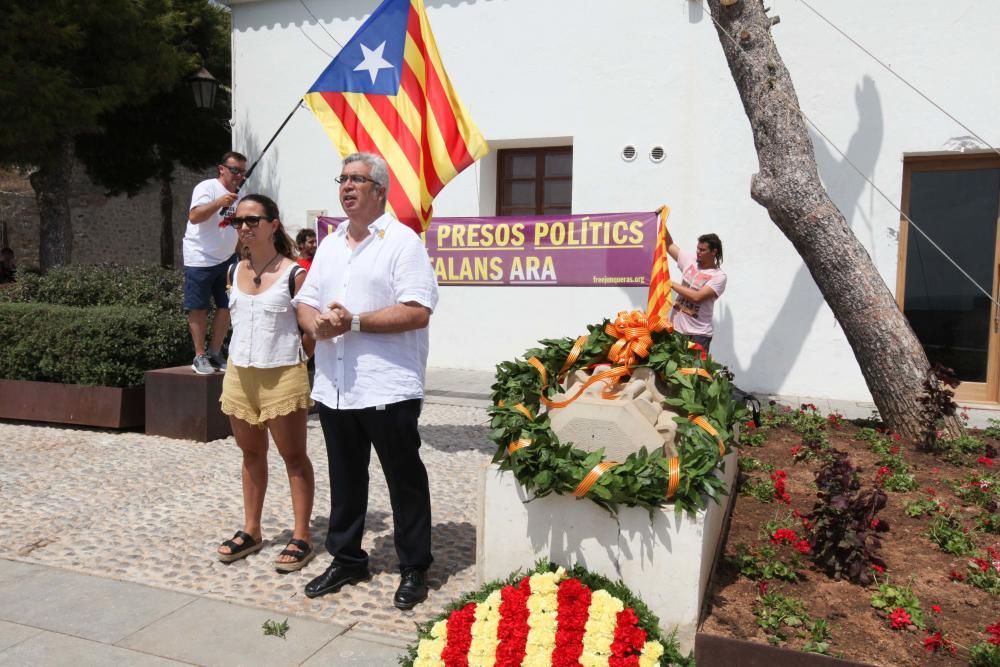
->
[706,0,961,439]
[29,138,75,270]
[159,173,174,269]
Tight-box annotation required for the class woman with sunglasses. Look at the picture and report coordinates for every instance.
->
[216,194,316,573]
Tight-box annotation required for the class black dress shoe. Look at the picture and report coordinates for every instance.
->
[304,561,370,599]
[394,568,429,610]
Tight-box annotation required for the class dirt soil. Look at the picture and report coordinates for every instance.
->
[699,410,1000,666]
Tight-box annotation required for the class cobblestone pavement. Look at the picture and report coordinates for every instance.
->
[0,400,493,642]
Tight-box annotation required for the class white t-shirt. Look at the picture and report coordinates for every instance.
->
[182,178,240,267]
[671,249,727,337]
[292,213,439,410]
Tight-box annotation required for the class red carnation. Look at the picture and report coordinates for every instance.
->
[771,528,798,545]
[552,578,591,667]
[924,631,944,653]
[441,602,477,665]
[986,621,1000,645]
[888,607,912,630]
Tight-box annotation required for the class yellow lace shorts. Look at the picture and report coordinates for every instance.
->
[220,362,313,427]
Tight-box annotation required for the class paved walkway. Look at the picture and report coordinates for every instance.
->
[1,367,996,665]
[0,369,494,666]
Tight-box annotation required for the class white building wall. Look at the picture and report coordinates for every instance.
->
[226,0,1000,402]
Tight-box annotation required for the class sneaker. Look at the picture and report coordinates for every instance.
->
[192,354,215,375]
[207,350,227,372]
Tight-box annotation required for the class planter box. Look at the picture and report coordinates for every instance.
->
[144,366,231,442]
[0,378,144,429]
[477,453,737,655]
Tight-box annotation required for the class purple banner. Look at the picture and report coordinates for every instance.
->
[317,211,657,287]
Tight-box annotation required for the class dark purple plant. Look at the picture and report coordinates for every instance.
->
[917,363,960,452]
[807,449,889,584]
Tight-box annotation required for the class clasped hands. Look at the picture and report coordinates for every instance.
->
[312,302,353,340]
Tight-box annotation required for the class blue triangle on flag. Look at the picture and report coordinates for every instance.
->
[307,0,410,96]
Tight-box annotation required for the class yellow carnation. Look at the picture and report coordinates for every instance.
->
[431,620,448,637]
[468,590,502,667]
[638,640,666,667]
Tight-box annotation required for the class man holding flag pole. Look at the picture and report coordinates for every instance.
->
[291,0,487,609]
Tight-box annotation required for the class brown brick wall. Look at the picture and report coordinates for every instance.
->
[1,163,206,270]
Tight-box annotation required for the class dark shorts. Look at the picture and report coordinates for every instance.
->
[183,255,237,311]
[687,334,713,352]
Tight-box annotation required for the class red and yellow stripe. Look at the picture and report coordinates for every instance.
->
[646,206,673,321]
[303,0,488,233]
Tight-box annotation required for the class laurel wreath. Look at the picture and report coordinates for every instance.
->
[488,316,743,515]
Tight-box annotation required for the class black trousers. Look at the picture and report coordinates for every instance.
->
[317,398,433,572]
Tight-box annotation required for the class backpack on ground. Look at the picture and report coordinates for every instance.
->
[731,386,761,428]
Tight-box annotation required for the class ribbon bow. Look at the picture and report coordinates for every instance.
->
[605,310,670,369]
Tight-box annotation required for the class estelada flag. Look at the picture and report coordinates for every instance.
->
[647,206,673,321]
[303,0,488,233]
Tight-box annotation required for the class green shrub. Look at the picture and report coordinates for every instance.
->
[1,263,184,312]
[0,302,189,387]
[0,264,193,387]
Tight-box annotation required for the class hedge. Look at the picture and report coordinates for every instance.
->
[0,264,192,388]
[0,302,190,387]
[1,263,185,312]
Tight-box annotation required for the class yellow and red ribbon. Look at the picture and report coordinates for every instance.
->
[574,461,619,498]
[506,438,533,456]
[689,414,726,457]
[558,334,589,379]
[605,310,671,369]
[497,399,535,421]
[666,457,681,499]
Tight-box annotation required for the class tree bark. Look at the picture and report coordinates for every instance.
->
[706,0,961,439]
[29,138,74,270]
[159,173,174,269]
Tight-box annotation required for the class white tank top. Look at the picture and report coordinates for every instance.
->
[227,262,304,368]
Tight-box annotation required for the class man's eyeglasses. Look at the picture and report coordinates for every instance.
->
[229,215,272,228]
[335,174,380,186]
[222,165,247,176]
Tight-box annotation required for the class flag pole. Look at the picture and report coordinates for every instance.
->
[220,100,304,214]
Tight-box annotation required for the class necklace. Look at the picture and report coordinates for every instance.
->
[249,252,280,287]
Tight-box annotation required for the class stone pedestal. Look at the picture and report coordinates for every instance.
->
[144,366,231,442]
[476,453,737,654]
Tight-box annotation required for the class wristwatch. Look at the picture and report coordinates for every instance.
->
[351,314,361,332]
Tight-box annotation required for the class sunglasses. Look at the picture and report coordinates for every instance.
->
[222,165,247,176]
[229,215,272,228]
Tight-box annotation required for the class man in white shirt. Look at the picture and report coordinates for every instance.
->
[293,152,438,610]
[182,151,245,374]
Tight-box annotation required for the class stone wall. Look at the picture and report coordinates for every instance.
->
[1,164,206,270]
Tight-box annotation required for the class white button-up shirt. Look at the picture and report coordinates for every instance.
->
[292,213,439,409]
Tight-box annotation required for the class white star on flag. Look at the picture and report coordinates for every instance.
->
[353,41,394,85]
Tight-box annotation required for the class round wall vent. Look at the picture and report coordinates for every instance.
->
[621,145,637,162]
[649,145,666,163]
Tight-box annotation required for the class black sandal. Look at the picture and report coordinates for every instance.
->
[275,538,315,573]
[217,530,264,563]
